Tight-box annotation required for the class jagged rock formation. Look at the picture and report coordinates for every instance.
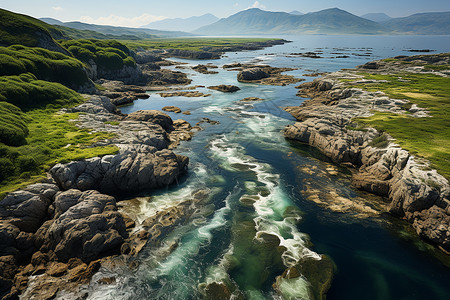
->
[284,57,450,251]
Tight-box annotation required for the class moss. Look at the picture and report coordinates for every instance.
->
[0,8,67,50]
[354,72,450,180]
[61,39,136,72]
[0,45,91,90]
[0,102,30,146]
[424,64,450,71]
[0,73,84,110]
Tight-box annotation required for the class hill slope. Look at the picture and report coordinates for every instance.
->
[142,14,218,32]
[43,20,193,38]
[194,8,387,35]
[0,8,68,53]
[382,12,450,35]
[361,13,392,23]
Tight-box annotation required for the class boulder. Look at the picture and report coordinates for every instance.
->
[237,68,269,82]
[50,146,189,195]
[42,190,127,262]
[125,110,173,131]
[0,184,59,232]
[208,85,240,93]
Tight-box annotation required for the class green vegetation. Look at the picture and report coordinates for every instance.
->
[0,8,67,51]
[0,45,90,90]
[122,38,274,51]
[61,39,136,71]
[353,72,450,179]
[0,109,118,197]
[424,64,450,71]
[0,73,84,110]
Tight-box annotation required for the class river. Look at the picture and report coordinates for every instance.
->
[89,35,450,299]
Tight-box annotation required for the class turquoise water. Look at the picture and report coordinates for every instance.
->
[90,36,450,299]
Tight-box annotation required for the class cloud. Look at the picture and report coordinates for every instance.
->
[79,13,167,27]
[52,6,64,11]
[248,1,266,9]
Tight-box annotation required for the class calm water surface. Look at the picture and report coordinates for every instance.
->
[89,35,450,300]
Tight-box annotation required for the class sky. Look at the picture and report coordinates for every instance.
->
[1,0,450,27]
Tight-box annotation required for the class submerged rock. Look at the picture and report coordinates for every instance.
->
[208,85,241,93]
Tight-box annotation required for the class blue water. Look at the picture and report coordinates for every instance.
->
[91,36,450,300]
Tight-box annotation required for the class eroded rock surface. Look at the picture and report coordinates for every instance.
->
[284,55,450,251]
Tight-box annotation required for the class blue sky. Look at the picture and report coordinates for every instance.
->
[1,0,450,27]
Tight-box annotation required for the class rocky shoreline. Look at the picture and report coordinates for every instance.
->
[0,39,290,299]
[284,54,450,252]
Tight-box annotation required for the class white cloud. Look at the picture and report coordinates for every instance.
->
[248,1,266,9]
[79,14,167,28]
[52,6,64,11]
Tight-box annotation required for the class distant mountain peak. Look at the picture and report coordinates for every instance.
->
[361,13,392,23]
[141,13,218,32]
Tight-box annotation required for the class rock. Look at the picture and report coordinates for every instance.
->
[144,69,191,86]
[46,262,68,277]
[239,97,264,102]
[237,68,269,81]
[157,91,210,97]
[50,146,188,195]
[125,110,173,131]
[0,184,59,232]
[208,85,240,93]
[284,59,450,250]
[41,190,127,262]
[162,106,182,113]
[192,64,219,74]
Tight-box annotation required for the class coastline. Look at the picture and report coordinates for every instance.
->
[284,54,450,252]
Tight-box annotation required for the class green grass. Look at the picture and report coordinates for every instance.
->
[424,64,450,71]
[353,72,450,179]
[122,38,275,51]
[0,45,90,90]
[0,109,118,198]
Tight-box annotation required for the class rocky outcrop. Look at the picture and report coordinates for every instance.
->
[284,58,450,251]
[192,64,219,74]
[208,85,240,93]
[158,91,210,97]
[232,64,302,86]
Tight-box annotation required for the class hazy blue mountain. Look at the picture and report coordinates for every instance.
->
[382,12,450,35]
[40,19,192,38]
[194,8,387,35]
[142,13,218,32]
[361,13,392,23]
[39,17,65,26]
[289,10,304,15]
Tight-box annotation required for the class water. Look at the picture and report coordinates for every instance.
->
[92,36,450,299]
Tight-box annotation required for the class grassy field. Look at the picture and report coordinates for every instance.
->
[0,108,118,198]
[353,72,450,180]
[122,38,275,51]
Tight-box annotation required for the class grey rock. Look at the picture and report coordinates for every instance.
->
[237,68,269,82]
[125,110,173,131]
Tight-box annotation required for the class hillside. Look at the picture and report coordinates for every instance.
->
[360,13,392,22]
[41,19,192,39]
[0,8,68,54]
[142,13,218,32]
[194,8,387,35]
[381,12,450,35]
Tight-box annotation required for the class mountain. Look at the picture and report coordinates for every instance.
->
[361,13,392,23]
[40,17,65,26]
[142,13,218,32]
[381,12,450,35]
[194,8,387,35]
[40,19,193,39]
[289,10,304,15]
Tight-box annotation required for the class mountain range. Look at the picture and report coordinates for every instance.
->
[40,18,192,39]
[360,13,392,23]
[194,8,386,35]
[194,8,450,35]
[141,14,218,32]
